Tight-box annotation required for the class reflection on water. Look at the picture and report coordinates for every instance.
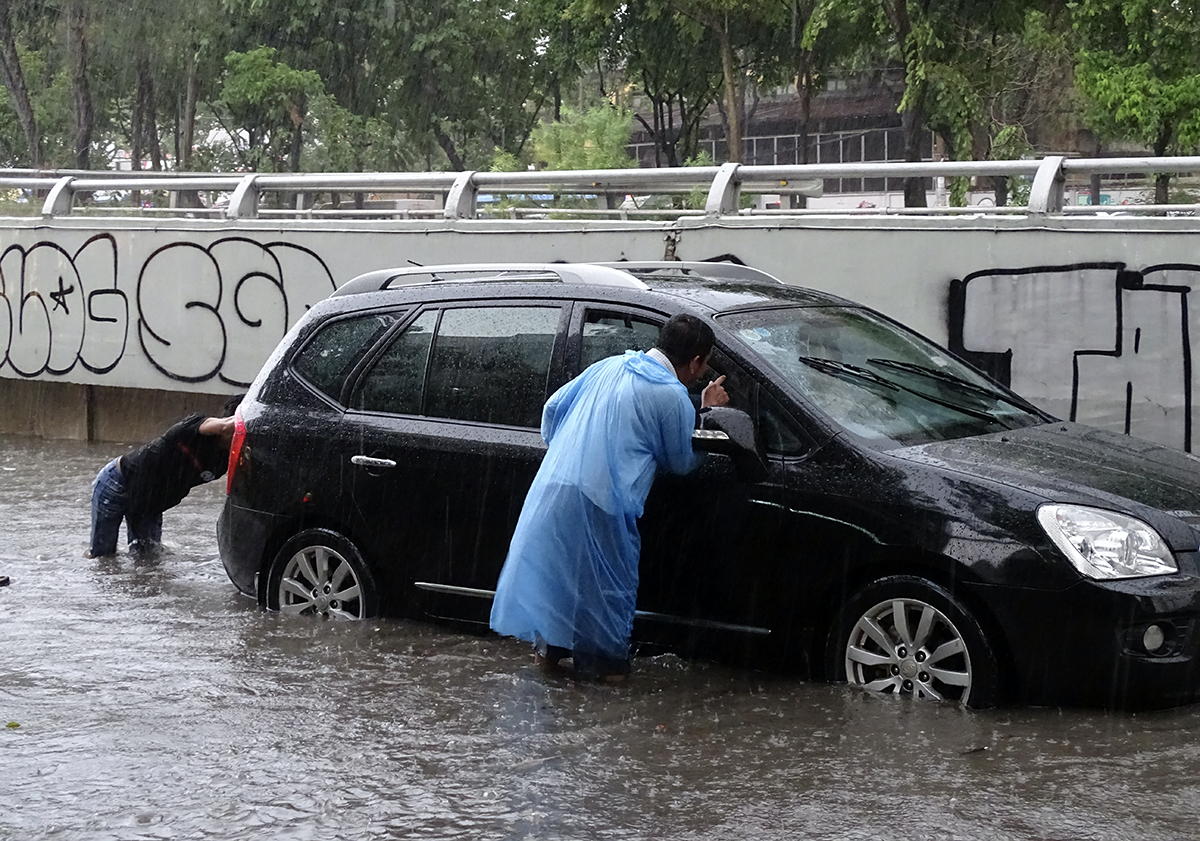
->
[3,434,1200,840]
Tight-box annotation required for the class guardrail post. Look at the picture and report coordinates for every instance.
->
[42,176,75,217]
[444,170,478,219]
[1028,156,1066,215]
[227,173,260,219]
[705,162,741,217]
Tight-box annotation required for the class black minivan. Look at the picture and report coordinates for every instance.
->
[218,261,1200,709]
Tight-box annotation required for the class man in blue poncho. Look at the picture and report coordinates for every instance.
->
[490,314,728,682]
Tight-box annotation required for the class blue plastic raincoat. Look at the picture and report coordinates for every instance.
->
[490,350,701,660]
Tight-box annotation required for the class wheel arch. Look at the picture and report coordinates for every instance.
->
[807,544,1020,701]
[254,512,381,608]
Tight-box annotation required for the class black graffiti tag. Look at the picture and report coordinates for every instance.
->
[50,275,74,313]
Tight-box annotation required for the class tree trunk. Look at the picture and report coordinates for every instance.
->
[181,51,197,169]
[0,2,40,167]
[992,175,1009,207]
[901,100,928,207]
[793,50,813,208]
[66,0,94,170]
[434,124,466,171]
[717,27,741,164]
[884,0,927,207]
[176,50,201,207]
[137,57,162,171]
[289,122,303,172]
[1154,132,1171,207]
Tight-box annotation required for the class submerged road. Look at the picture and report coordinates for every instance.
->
[3,433,1200,840]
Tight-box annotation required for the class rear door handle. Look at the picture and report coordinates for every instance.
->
[351,455,397,469]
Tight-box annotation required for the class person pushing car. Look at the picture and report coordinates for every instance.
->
[490,314,728,682]
[86,394,243,558]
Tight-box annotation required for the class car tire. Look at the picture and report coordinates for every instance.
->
[827,575,1001,708]
[266,529,380,620]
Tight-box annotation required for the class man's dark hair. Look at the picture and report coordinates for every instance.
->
[657,314,714,367]
[222,393,246,417]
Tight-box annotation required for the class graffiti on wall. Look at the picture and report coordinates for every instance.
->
[949,262,1197,451]
[0,234,336,389]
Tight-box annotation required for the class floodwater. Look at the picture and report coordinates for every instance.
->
[4,436,1200,840]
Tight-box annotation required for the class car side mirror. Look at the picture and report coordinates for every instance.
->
[692,406,768,482]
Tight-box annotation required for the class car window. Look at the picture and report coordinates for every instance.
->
[292,311,402,403]
[425,306,561,427]
[352,310,438,414]
[758,389,810,457]
[581,310,660,368]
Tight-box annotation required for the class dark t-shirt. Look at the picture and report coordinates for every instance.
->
[120,414,228,515]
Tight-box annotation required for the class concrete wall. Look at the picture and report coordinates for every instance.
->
[4,213,1200,449]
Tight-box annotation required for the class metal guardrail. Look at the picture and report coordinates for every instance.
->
[1,156,1198,221]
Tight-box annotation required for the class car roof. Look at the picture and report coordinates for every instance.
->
[328,261,856,314]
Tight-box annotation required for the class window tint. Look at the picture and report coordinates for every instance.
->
[581,310,660,368]
[353,310,438,414]
[425,306,560,427]
[292,311,401,402]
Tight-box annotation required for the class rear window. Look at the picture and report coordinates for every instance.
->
[350,304,562,428]
[292,312,401,402]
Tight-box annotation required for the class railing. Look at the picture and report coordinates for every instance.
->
[2,156,1199,221]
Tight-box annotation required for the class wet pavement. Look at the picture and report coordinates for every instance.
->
[4,434,1200,840]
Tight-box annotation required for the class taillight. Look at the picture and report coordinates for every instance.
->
[227,408,246,494]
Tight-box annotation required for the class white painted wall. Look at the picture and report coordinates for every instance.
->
[3,214,1200,450]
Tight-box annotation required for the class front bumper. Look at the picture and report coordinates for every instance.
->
[972,559,1200,709]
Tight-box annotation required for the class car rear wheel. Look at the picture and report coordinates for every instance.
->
[828,575,1001,708]
[266,529,379,620]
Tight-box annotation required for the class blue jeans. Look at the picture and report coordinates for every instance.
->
[89,459,162,556]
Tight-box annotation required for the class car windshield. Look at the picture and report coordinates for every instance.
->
[721,305,1049,448]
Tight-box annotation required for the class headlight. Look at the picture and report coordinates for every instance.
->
[1036,504,1177,579]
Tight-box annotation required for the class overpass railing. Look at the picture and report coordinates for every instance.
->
[2,156,1199,221]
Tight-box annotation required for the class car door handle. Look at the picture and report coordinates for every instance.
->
[351,455,397,469]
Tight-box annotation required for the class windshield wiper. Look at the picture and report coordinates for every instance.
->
[799,355,1024,427]
[865,358,1042,414]
[798,356,899,391]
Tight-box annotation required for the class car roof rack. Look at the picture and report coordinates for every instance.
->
[591,261,782,284]
[331,263,654,297]
[330,260,781,298]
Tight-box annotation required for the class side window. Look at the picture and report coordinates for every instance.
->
[292,311,402,403]
[353,310,438,414]
[581,309,660,368]
[759,389,811,457]
[425,306,560,427]
[689,349,751,412]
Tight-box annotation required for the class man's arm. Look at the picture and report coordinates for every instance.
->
[198,416,236,438]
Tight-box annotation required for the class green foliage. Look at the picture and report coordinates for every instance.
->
[220,47,323,171]
[1072,0,1200,155]
[489,149,527,173]
[532,106,636,170]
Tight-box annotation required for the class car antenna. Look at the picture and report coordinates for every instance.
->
[407,258,446,282]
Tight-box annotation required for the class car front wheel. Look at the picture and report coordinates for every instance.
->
[828,575,1001,708]
[266,529,379,620]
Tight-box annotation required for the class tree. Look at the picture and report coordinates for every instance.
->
[1073,0,1200,204]
[0,0,40,166]
[63,0,94,168]
[222,0,564,171]
[595,2,723,166]
[533,104,636,169]
[808,0,1035,206]
[219,47,323,172]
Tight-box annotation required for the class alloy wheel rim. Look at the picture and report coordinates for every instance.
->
[844,597,973,703]
[279,545,364,620]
